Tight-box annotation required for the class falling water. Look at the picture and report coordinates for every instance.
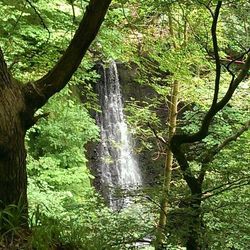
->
[96,61,142,210]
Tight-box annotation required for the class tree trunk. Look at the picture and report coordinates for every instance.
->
[155,6,179,248]
[186,194,202,250]
[155,80,179,249]
[0,52,29,229]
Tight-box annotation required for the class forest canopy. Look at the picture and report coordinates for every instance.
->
[0,0,249,250]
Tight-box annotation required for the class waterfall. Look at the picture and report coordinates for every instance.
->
[96,61,142,209]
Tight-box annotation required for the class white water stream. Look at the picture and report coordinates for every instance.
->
[96,61,142,209]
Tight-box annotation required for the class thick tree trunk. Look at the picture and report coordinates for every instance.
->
[0,52,29,229]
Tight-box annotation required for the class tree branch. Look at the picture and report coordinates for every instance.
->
[196,0,214,17]
[215,119,250,155]
[201,177,250,200]
[147,122,167,145]
[25,0,51,42]
[24,0,112,111]
[211,1,222,107]
[171,50,250,148]
[198,119,250,182]
[170,1,250,195]
[202,119,250,164]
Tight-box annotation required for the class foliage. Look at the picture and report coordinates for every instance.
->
[28,200,154,250]
[201,130,250,249]
[0,201,26,238]
[26,90,99,218]
[0,0,249,249]
[0,198,29,249]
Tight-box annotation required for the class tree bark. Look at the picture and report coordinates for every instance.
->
[186,189,202,250]
[24,0,112,111]
[0,50,28,229]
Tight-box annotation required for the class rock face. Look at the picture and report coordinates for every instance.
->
[87,61,166,206]
[116,62,156,101]
[117,62,166,184]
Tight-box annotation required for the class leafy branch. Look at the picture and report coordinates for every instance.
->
[198,119,250,183]
[201,176,250,200]
[23,0,112,123]
[170,0,250,195]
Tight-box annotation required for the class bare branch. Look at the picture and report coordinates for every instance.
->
[227,48,250,71]
[69,0,77,24]
[170,1,250,196]
[147,122,167,145]
[217,120,250,152]
[197,0,214,17]
[230,52,250,89]
[25,0,51,42]
[171,50,250,147]
[221,48,250,88]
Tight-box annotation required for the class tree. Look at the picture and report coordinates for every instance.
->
[118,1,249,248]
[0,0,112,229]
[169,1,250,249]
[155,5,180,249]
